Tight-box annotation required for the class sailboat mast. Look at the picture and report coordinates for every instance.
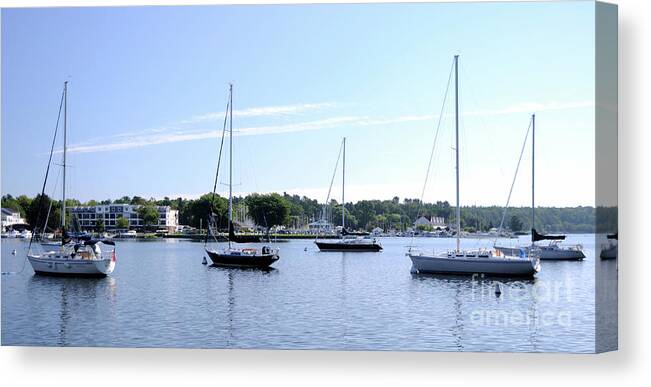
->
[62,81,67,231]
[228,84,233,249]
[531,113,535,241]
[342,137,346,230]
[454,55,460,253]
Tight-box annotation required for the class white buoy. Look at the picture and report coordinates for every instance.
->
[202,256,207,265]
[12,249,17,256]
[494,283,502,297]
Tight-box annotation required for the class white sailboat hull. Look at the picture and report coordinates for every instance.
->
[27,254,115,277]
[409,252,539,277]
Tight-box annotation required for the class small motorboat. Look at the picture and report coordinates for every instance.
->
[17,230,33,239]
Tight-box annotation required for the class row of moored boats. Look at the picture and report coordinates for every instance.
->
[20,56,617,279]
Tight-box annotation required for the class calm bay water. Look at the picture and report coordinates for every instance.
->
[1,235,610,352]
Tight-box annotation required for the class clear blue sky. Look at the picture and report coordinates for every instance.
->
[1,1,596,206]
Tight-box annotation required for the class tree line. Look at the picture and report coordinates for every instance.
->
[2,192,610,234]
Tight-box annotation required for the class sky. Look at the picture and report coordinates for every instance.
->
[1,1,596,207]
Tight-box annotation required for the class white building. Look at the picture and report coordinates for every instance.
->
[414,216,447,229]
[70,204,179,232]
[1,208,26,231]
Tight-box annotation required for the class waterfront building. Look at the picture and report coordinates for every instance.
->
[70,204,179,232]
[1,208,27,231]
[413,216,447,229]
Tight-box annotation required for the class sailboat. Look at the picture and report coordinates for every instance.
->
[494,114,585,260]
[315,138,383,252]
[204,84,280,268]
[407,55,540,277]
[27,81,116,277]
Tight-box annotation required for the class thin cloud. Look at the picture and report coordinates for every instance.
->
[64,116,363,154]
[179,102,337,124]
[61,100,593,154]
[74,102,338,145]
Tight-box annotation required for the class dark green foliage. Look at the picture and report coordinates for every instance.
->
[130,196,147,206]
[245,193,290,229]
[184,193,228,229]
[96,217,105,232]
[116,216,129,229]
[510,215,524,232]
[22,194,61,231]
[1,194,27,216]
[5,192,604,233]
[137,203,160,230]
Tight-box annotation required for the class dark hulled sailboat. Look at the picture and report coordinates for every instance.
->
[314,138,383,252]
[204,84,279,268]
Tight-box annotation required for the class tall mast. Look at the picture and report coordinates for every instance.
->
[531,113,535,242]
[228,84,233,249]
[62,81,68,231]
[454,55,460,253]
[342,137,346,230]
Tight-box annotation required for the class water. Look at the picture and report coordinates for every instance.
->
[1,235,607,352]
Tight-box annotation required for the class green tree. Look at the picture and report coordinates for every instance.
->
[509,215,524,232]
[131,196,147,206]
[185,193,228,229]
[114,196,131,204]
[332,205,358,229]
[96,216,105,232]
[1,194,26,216]
[137,203,160,231]
[16,195,32,216]
[245,193,290,228]
[26,194,61,231]
[116,216,129,229]
[416,224,433,232]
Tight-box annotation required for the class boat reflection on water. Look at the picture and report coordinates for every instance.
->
[203,266,278,347]
[26,275,117,346]
[206,263,278,274]
[409,273,539,351]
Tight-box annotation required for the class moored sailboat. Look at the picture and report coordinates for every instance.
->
[314,138,382,252]
[407,55,539,277]
[204,84,279,268]
[27,81,116,277]
[494,114,585,261]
